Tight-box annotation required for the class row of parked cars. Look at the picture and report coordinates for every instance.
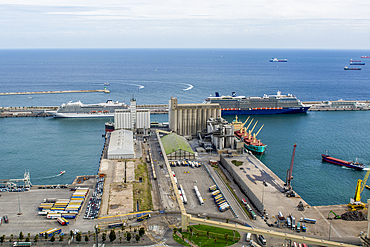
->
[83,177,104,219]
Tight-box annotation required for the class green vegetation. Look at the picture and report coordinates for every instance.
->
[231,160,243,166]
[173,225,240,247]
[133,160,153,211]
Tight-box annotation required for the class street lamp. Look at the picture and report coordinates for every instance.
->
[95,224,99,247]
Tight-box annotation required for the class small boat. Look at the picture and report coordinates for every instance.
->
[60,171,65,175]
[344,66,361,70]
[350,59,362,62]
[270,58,288,62]
[321,154,365,170]
[104,83,110,86]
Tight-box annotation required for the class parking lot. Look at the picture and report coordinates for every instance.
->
[170,160,235,219]
[0,182,96,236]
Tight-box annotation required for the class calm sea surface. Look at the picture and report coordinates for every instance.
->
[1,49,370,206]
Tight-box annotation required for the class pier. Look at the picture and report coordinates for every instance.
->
[0,89,110,96]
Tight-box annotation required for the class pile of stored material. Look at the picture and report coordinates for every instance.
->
[341,211,368,221]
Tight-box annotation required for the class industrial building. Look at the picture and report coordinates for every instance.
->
[114,98,150,135]
[169,97,221,136]
[206,117,235,150]
[107,130,135,159]
[161,133,195,160]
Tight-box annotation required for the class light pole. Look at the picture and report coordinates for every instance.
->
[17,192,22,215]
[329,220,332,241]
[95,224,99,247]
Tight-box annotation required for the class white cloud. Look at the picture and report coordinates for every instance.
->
[0,0,370,48]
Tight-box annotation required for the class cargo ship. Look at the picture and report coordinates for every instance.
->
[49,100,128,118]
[350,62,365,65]
[361,55,370,58]
[270,58,288,62]
[232,116,267,154]
[321,154,365,170]
[344,66,361,70]
[205,91,309,115]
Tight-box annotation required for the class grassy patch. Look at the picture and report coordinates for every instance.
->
[231,160,243,166]
[173,225,240,247]
[133,160,153,211]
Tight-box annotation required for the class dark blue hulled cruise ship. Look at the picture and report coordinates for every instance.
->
[204,91,309,115]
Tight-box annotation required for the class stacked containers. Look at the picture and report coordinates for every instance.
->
[65,188,89,213]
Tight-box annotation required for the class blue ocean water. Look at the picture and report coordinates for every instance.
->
[1,49,370,206]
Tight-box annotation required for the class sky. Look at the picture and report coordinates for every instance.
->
[1,0,370,49]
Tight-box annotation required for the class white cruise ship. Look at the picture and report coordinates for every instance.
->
[49,100,128,118]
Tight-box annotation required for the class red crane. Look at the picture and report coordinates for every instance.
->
[285,143,297,190]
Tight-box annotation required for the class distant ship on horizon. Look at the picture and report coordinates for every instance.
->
[269,58,288,62]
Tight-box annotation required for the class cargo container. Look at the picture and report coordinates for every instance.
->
[43,198,57,203]
[61,213,76,219]
[209,185,217,192]
[211,190,220,197]
[47,213,61,219]
[301,223,306,232]
[57,218,69,226]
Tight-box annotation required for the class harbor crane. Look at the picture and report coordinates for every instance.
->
[348,169,370,211]
[284,143,297,194]
[0,171,32,188]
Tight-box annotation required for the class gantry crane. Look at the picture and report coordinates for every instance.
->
[348,169,370,211]
[284,143,297,194]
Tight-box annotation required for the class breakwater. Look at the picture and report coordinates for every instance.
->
[0,89,110,96]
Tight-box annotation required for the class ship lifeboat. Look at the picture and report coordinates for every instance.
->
[103,110,109,113]
[91,111,97,113]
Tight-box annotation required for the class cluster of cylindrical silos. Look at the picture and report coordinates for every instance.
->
[169,97,221,136]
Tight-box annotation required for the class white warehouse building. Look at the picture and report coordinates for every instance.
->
[107,130,135,159]
[114,99,150,134]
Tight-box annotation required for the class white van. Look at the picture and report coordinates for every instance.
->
[246,232,251,242]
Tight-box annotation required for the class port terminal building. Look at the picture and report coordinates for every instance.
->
[169,97,221,136]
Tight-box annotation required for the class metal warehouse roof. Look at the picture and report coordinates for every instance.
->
[107,130,135,159]
[161,133,194,155]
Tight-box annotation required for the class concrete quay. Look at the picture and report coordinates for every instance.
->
[0,89,110,96]
[218,153,366,245]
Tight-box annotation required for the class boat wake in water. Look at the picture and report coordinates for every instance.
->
[182,84,194,91]
[33,171,65,179]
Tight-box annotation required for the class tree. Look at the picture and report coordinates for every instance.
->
[0,235,5,244]
[76,232,82,243]
[226,218,229,223]
[19,232,24,240]
[70,230,74,238]
[59,235,64,242]
[50,233,55,244]
[135,234,140,242]
[44,233,48,240]
[173,228,177,235]
[25,236,30,242]
[139,227,145,237]
[85,235,89,243]
[224,233,229,245]
[33,235,38,244]
[119,236,122,243]
[126,232,131,242]
[214,237,217,247]
[189,227,193,240]
[102,233,106,243]
[207,231,210,239]
[109,229,116,242]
